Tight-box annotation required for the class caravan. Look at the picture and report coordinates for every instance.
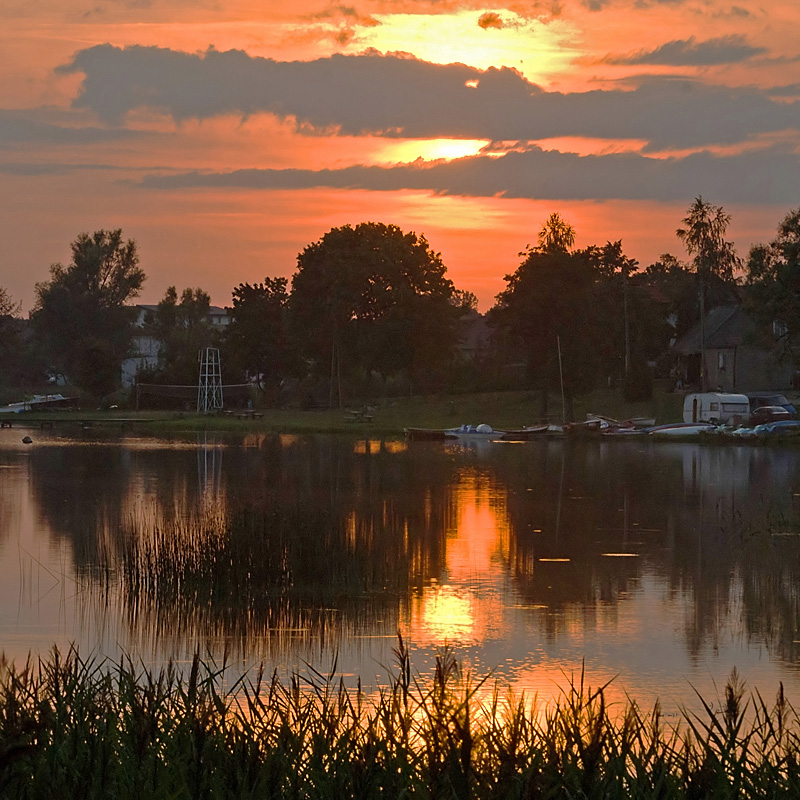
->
[683,392,750,425]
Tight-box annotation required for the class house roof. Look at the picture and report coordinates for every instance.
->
[672,305,755,354]
[134,303,229,316]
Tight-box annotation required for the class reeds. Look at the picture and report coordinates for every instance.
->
[114,502,408,654]
[1,639,799,799]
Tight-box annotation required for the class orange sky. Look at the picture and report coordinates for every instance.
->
[1,0,798,311]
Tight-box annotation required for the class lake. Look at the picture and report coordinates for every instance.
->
[1,426,799,712]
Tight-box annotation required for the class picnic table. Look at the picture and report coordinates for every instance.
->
[344,408,374,423]
[223,409,264,420]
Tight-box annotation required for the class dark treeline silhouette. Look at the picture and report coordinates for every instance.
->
[2,203,798,409]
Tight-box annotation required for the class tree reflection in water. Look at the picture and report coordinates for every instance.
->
[5,431,800,697]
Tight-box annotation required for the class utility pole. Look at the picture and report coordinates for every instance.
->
[623,262,631,376]
[699,269,706,392]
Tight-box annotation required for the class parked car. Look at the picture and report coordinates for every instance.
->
[747,392,797,416]
[749,405,794,425]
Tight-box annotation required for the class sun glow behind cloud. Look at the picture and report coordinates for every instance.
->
[376,138,491,163]
[350,10,578,87]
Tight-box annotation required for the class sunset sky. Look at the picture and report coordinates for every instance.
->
[1,0,798,312]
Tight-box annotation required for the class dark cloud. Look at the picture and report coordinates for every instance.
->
[136,144,800,205]
[769,83,800,98]
[311,5,380,26]
[0,161,120,175]
[58,45,799,150]
[0,109,144,147]
[478,12,504,29]
[606,35,767,66]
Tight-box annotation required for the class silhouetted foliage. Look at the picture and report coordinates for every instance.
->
[745,207,800,366]
[289,222,461,403]
[491,219,600,419]
[31,229,144,397]
[0,288,29,395]
[225,276,295,403]
[537,212,576,253]
[141,286,219,385]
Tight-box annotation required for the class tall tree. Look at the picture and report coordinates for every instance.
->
[642,253,698,342]
[289,222,460,404]
[0,288,26,392]
[490,216,599,419]
[537,212,576,254]
[0,287,20,318]
[31,230,144,396]
[588,240,639,379]
[676,196,740,390]
[225,277,293,402]
[745,208,800,367]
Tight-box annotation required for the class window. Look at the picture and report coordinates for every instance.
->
[774,320,788,339]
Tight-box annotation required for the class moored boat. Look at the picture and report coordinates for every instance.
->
[646,422,718,436]
[444,423,506,440]
[500,425,560,441]
[406,423,506,441]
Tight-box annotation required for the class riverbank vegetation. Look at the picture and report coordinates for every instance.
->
[0,644,798,799]
[1,386,687,435]
[2,203,799,417]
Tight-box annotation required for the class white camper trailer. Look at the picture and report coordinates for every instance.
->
[683,392,750,425]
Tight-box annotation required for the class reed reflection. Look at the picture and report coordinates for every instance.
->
[9,432,800,688]
[109,435,461,661]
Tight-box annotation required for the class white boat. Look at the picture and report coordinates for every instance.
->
[0,393,73,414]
[646,422,718,436]
[444,423,506,440]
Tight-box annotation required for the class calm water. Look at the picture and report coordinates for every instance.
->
[1,426,799,711]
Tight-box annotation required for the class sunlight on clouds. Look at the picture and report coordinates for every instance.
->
[351,10,579,86]
[375,138,490,163]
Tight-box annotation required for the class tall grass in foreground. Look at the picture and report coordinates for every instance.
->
[1,640,799,799]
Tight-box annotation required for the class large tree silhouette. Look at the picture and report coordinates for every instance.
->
[745,208,800,367]
[289,222,460,404]
[676,197,739,390]
[32,229,144,396]
[491,216,600,419]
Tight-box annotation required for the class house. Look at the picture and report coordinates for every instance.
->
[457,309,491,361]
[121,303,230,387]
[672,305,794,392]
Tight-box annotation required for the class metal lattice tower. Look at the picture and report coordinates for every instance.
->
[197,347,224,413]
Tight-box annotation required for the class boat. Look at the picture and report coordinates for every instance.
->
[626,417,656,429]
[646,422,718,436]
[405,423,506,441]
[444,423,506,440]
[0,393,74,414]
[500,425,561,441]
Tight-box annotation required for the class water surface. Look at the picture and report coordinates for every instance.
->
[1,427,799,712]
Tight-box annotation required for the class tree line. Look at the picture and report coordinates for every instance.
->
[0,201,798,409]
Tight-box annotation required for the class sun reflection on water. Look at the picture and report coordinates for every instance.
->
[410,468,511,646]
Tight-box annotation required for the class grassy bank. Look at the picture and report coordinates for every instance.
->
[0,644,797,799]
[4,384,686,436]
